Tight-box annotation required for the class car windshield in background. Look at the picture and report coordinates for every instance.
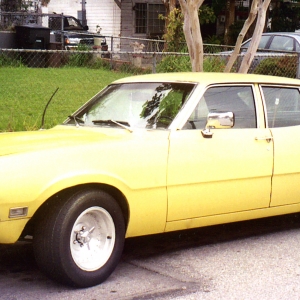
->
[66,82,195,129]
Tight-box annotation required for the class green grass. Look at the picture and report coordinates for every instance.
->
[0,67,129,131]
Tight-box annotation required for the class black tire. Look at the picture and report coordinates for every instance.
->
[33,188,125,287]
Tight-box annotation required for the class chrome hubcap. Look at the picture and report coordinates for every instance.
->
[70,207,115,271]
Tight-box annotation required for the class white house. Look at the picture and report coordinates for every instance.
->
[43,0,121,41]
[43,0,165,52]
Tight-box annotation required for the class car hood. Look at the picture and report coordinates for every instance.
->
[0,126,121,157]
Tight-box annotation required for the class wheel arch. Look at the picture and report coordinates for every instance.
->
[21,183,129,239]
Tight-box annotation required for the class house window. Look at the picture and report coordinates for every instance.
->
[135,3,147,34]
[135,3,165,36]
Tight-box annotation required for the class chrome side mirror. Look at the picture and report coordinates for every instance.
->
[201,111,234,138]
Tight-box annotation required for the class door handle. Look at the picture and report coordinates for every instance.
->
[255,136,273,143]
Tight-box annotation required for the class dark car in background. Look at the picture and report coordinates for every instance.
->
[48,14,108,51]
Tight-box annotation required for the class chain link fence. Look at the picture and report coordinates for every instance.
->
[0,48,299,75]
[1,47,299,132]
[1,12,300,131]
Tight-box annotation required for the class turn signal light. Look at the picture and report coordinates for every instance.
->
[9,207,28,218]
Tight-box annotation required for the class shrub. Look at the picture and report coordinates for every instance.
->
[114,61,151,75]
[0,52,25,67]
[253,56,297,78]
[90,57,111,70]
[157,55,226,73]
[203,56,226,72]
[157,55,191,73]
[65,45,93,67]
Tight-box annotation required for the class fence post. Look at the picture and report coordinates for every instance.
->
[152,53,156,74]
[110,36,113,70]
[61,14,65,50]
[297,53,300,79]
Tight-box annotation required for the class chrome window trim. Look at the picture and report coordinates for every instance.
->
[173,83,259,130]
[259,84,300,128]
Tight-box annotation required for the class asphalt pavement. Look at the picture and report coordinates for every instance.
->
[1,213,300,299]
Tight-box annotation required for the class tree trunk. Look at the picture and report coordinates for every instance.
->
[162,0,177,51]
[224,0,259,72]
[224,0,236,45]
[238,0,271,73]
[179,0,204,72]
[162,0,177,26]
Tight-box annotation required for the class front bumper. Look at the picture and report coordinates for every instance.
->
[0,218,29,244]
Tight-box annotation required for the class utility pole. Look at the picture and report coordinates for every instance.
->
[81,0,87,27]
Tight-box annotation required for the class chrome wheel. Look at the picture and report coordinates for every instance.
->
[71,206,116,271]
[33,189,125,287]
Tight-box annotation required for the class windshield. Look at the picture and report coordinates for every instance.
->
[65,82,195,129]
[64,17,83,30]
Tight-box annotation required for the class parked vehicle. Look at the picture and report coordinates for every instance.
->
[241,32,300,52]
[48,14,108,51]
[1,72,300,287]
[221,32,300,74]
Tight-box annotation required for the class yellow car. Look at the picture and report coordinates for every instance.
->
[1,72,300,287]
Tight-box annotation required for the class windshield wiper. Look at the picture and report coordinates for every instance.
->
[68,115,84,127]
[92,119,133,132]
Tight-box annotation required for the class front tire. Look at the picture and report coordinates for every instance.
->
[33,188,125,287]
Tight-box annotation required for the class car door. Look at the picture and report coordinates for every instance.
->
[261,85,300,206]
[167,84,274,222]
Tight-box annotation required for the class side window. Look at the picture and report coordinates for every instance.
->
[241,35,270,51]
[184,86,256,129]
[261,86,300,127]
[258,35,271,49]
[269,36,294,51]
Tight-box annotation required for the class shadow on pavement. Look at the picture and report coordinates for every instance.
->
[1,212,300,280]
[122,212,300,259]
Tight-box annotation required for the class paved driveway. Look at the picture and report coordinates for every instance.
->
[1,213,300,299]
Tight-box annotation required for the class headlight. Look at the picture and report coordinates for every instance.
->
[65,37,81,44]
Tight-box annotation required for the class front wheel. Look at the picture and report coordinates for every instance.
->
[33,189,125,287]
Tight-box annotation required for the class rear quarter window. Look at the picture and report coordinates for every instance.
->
[261,86,300,127]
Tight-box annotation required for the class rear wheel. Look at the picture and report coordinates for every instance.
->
[33,188,125,287]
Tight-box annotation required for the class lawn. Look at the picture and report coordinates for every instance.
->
[0,67,129,131]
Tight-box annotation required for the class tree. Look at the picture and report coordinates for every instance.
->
[162,0,177,20]
[0,0,22,11]
[0,0,50,11]
[269,0,300,32]
[178,0,271,73]
[224,0,260,72]
[224,0,236,45]
[160,5,215,52]
[178,0,205,72]
[238,0,271,73]
[161,8,186,52]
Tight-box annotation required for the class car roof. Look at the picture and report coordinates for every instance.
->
[113,72,300,86]
[48,14,77,18]
[262,32,300,35]
[261,32,300,38]
[243,32,300,45]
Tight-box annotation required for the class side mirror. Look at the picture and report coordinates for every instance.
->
[83,25,89,31]
[201,111,234,138]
